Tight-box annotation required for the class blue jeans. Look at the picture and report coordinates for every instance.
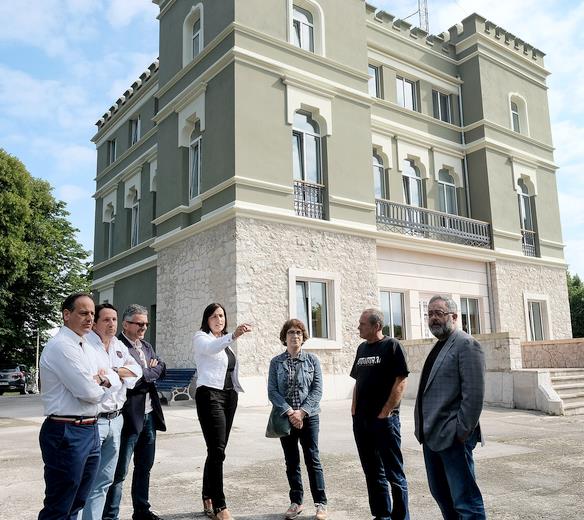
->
[353,414,409,520]
[102,413,157,520]
[280,414,327,505]
[80,414,123,520]
[38,418,101,520]
[423,428,486,519]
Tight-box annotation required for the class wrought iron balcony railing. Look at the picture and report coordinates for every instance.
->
[521,229,537,257]
[294,180,325,220]
[376,199,492,249]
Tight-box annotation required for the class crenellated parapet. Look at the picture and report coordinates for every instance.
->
[445,13,545,65]
[365,2,456,58]
[365,3,544,66]
[95,58,160,129]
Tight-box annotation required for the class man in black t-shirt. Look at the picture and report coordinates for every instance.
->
[350,308,410,520]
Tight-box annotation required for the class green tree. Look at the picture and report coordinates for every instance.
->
[0,149,91,366]
[568,272,584,338]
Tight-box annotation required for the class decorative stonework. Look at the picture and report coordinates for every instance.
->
[490,259,572,340]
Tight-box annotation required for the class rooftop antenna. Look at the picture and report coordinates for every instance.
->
[401,0,430,32]
[419,0,429,32]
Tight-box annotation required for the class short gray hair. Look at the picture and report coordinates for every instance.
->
[122,304,148,322]
[428,295,457,313]
[362,308,384,327]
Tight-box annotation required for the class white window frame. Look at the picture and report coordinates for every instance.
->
[182,3,204,67]
[379,290,406,340]
[288,267,341,349]
[438,169,458,216]
[460,297,481,335]
[189,135,202,200]
[432,90,452,123]
[368,64,381,98]
[292,111,323,185]
[402,159,423,207]
[523,293,551,341]
[130,116,141,146]
[130,192,139,248]
[103,202,116,259]
[396,76,417,111]
[373,151,387,200]
[107,139,117,165]
[287,0,325,55]
[509,93,529,136]
[192,17,202,59]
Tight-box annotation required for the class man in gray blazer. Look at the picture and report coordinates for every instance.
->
[414,295,486,519]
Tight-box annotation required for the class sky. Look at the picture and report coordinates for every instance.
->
[0,0,582,277]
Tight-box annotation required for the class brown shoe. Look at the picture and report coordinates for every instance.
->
[314,503,327,520]
[203,499,213,518]
[285,503,304,519]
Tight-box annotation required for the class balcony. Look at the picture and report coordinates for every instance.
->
[521,229,537,257]
[294,180,325,220]
[376,199,492,249]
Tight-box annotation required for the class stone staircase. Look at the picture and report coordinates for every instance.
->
[550,369,584,415]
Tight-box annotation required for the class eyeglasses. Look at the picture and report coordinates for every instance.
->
[427,310,453,319]
[126,321,149,328]
[287,330,303,336]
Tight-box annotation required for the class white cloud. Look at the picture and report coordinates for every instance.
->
[57,184,93,204]
[105,0,158,29]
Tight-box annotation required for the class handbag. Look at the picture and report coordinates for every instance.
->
[265,406,291,438]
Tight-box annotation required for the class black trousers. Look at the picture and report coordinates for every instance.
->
[195,386,238,511]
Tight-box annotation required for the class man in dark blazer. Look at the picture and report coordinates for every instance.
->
[414,295,486,520]
[102,304,166,520]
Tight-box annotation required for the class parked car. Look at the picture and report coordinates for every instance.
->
[0,364,33,395]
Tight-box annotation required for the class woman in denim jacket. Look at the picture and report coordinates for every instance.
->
[268,319,328,520]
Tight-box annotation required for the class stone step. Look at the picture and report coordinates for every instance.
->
[550,370,584,378]
[557,391,584,401]
[550,374,584,384]
[553,382,584,392]
[563,399,584,415]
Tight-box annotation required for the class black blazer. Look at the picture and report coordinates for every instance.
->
[118,333,167,435]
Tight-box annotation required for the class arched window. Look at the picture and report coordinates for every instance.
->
[130,190,139,248]
[438,169,457,215]
[402,159,423,207]
[373,152,387,199]
[292,6,314,52]
[518,178,536,256]
[289,1,324,55]
[509,94,529,135]
[182,4,204,67]
[189,129,202,200]
[104,203,116,258]
[292,112,322,184]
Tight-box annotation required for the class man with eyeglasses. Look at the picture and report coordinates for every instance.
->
[414,295,486,519]
[103,304,167,520]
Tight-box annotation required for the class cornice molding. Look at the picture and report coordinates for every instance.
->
[92,253,158,290]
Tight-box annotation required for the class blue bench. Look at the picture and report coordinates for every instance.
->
[156,368,197,405]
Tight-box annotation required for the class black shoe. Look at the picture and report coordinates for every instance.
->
[133,511,163,520]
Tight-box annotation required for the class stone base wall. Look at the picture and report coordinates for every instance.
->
[490,259,572,340]
[521,339,584,368]
[234,217,378,378]
[156,219,237,367]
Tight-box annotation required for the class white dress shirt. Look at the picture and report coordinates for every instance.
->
[85,331,142,413]
[40,326,116,417]
[193,330,244,392]
[121,333,153,414]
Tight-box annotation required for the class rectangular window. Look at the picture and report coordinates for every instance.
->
[528,301,544,341]
[292,5,314,52]
[368,65,381,98]
[105,218,115,258]
[460,297,480,335]
[380,291,405,340]
[396,76,417,111]
[107,139,117,165]
[189,137,201,200]
[296,280,329,339]
[130,117,141,146]
[511,101,520,133]
[432,90,452,123]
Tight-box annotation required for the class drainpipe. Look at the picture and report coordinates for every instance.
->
[457,79,471,217]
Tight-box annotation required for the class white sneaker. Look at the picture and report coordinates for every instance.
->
[285,503,304,519]
[314,503,327,520]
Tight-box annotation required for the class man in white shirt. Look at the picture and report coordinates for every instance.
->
[39,293,121,520]
[103,304,166,520]
[81,303,142,520]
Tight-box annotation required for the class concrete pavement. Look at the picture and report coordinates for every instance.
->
[1,394,583,519]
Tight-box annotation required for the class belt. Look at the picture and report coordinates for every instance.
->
[49,415,98,425]
[98,409,122,420]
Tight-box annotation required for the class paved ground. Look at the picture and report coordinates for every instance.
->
[1,394,583,519]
